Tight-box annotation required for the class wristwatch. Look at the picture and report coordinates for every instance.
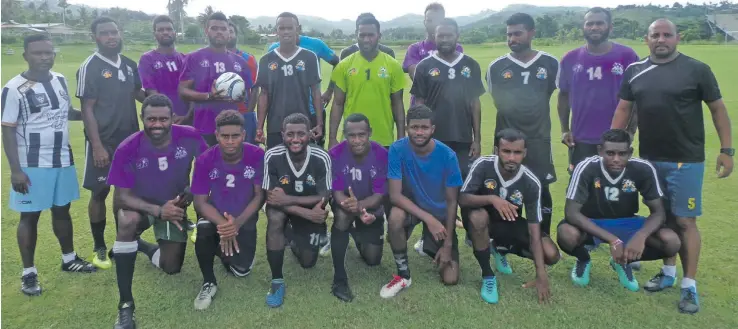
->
[721,148,735,156]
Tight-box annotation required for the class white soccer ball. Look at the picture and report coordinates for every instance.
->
[214,72,245,101]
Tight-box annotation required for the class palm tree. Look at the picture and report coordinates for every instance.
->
[197,5,215,26]
[77,7,89,27]
[58,0,70,25]
[167,0,189,34]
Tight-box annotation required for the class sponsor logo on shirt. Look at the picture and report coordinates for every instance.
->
[234,62,242,72]
[136,158,149,170]
[200,59,210,68]
[174,146,188,160]
[484,179,497,190]
[573,63,584,73]
[429,68,440,77]
[279,175,290,185]
[594,177,601,189]
[209,168,220,179]
[502,69,513,79]
[127,65,134,77]
[370,166,377,178]
[154,61,163,69]
[102,69,113,79]
[378,67,388,78]
[509,190,523,206]
[295,60,305,71]
[97,176,107,182]
[622,179,637,193]
[243,166,255,179]
[306,174,316,186]
[536,67,547,80]
[461,66,471,78]
[348,68,357,76]
[32,93,50,107]
[118,70,126,82]
[342,165,350,175]
[269,62,278,70]
[59,89,69,101]
[611,62,624,76]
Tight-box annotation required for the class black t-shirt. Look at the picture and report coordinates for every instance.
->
[486,52,559,140]
[339,44,395,60]
[619,54,721,163]
[461,155,542,223]
[410,53,486,143]
[75,53,141,143]
[255,48,322,133]
[263,145,331,197]
[566,156,663,219]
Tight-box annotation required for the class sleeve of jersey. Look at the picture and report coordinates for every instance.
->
[524,176,543,223]
[409,63,427,98]
[402,44,418,71]
[618,67,636,101]
[331,61,347,92]
[247,56,258,84]
[262,153,278,190]
[316,40,336,62]
[390,60,405,94]
[179,53,197,82]
[460,157,486,194]
[238,58,253,91]
[329,149,345,192]
[445,151,463,188]
[566,161,592,204]
[386,47,396,59]
[76,61,99,99]
[372,147,389,194]
[107,146,135,188]
[252,148,265,187]
[549,57,560,92]
[471,60,486,98]
[387,143,402,180]
[131,61,142,90]
[255,57,269,89]
[339,47,349,61]
[698,64,722,102]
[557,54,570,93]
[190,155,210,195]
[1,86,21,126]
[637,160,664,201]
[307,53,322,86]
[485,62,495,94]
[138,55,156,90]
[316,151,332,194]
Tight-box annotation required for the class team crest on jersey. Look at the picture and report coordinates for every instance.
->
[200,59,210,68]
[209,168,220,179]
[279,175,290,185]
[234,62,242,72]
[243,166,255,179]
[611,62,624,76]
[378,67,388,78]
[509,190,523,206]
[306,174,316,186]
[136,158,149,170]
[348,68,357,76]
[573,63,584,73]
[58,89,69,101]
[31,93,50,107]
[484,179,497,190]
[154,61,163,69]
[594,178,601,189]
[174,146,188,159]
[127,65,134,77]
[370,166,377,178]
[502,69,513,79]
[622,179,637,193]
[536,67,547,80]
[102,69,113,79]
[295,60,305,71]
[461,66,471,78]
[429,68,440,77]
[342,165,350,175]
[269,62,278,70]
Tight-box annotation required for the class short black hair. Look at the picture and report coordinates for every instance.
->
[505,13,535,30]
[216,109,244,129]
[357,16,381,32]
[141,94,173,116]
[406,104,434,125]
[425,2,445,14]
[23,34,51,50]
[282,113,310,131]
[356,12,376,29]
[228,21,238,33]
[343,113,372,131]
[91,16,117,34]
[277,12,300,25]
[206,12,228,27]
[586,7,612,24]
[437,18,459,33]
[494,128,527,147]
[600,129,631,146]
[152,15,174,31]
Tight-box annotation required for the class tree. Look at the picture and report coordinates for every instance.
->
[330,28,345,39]
[58,0,70,25]
[461,29,487,44]
[167,0,189,33]
[229,15,250,33]
[197,6,215,26]
[185,24,201,38]
[1,0,19,23]
[673,2,683,8]
[77,7,89,27]
[535,14,559,38]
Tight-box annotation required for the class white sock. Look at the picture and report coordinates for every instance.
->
[662,265,677,277]
[22,267,38,276]
[151,249,161,268]
[62,252,77,264]
[681,278,696,289]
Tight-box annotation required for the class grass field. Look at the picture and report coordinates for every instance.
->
[1,41,737,329]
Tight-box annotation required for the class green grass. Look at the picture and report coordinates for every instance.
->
[2,42,737,329]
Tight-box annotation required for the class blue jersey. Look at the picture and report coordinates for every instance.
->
[268,35,336,114]
[388,138,463,220]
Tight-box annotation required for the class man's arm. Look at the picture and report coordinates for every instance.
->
[311,82,324,127]
[557,91,570,133]
[247,88,259,113]
[329,87,346,144]
[235,185,265,227]
[442,186,459,247]
[636,198,667,239]
[178,79,210,102]
[527,222,547,278]
[388,179,437,224]
[390,91,405,139]
[193,194,228,225]
[1,125,22,173]
[256,87,268,133]
[611,99,634,129]
[564,199,620,243]
[80,98,104,149]
[471,98,481,147]
[707,99,733,151]
[114,187,162,217]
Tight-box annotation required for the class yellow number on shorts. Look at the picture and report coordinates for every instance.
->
[687,197,696,210]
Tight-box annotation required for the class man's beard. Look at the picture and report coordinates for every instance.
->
[227,40,237,49]
[584,30,610,45]
[97,40,122,54]
[410,137,431,148]
[158,38,175,47]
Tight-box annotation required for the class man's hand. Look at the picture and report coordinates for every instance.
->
[328,138,339,150]
[535,275,551,303]
[218,212,240,257]
[469,141,481,158]
[340,187,360,214]
[255,129,265,144]
[10,170,31,194]
[267,187,291,207]
[210,81,245,102]
[172,114,187,125]
[426,217,447,241]
[716,153,734,178]
[360,208,376,225]
[491,196,518,221]
[175,187,194,208]
[311,124,323,140]
[160,197,186,230]
[92,144,110,168]
[624,233,646,263]
[561,132,575,148]
[321,91,332,107]
[433,245,453,267]
[610,239,625,264]
[305,198,329,223]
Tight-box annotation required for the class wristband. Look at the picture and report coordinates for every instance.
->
[611,239,623,250]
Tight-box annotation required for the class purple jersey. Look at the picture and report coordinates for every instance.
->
[403,39,463,105]
[139,50,188,116]
[328,141,388,216]
[559,43,640,144]
[180,47,253,135]
[108,125,208,206]
[191,144,265,228]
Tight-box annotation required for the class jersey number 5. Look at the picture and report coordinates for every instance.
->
[295,181,304,192]
[158,157,168,171]
[604,186,620,201]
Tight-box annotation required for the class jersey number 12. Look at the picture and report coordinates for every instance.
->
[604,186,620,201]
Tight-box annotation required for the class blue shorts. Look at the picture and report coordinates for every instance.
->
[9,166,80,213]
[652,161,704,218]
[242,112,257,144]
[589,217,646,246]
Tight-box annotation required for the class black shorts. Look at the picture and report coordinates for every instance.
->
[522,140,557,184]
[83,138,124,193]
[289,216,327,252]
[352,214,386,246]
[567,142,599,174]
[198,219,257,270]
[202,134,218,147]
[486,209,547,259]
[404,215,459,261]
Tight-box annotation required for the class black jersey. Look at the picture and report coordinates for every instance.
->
[566,156,663,219]
[255,48,322,134]
[486,51,559,140]
[263,145,331,197]
[461,155,543,223]
[410,53,485,143]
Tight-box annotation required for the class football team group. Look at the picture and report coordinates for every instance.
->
[2,2,734,328]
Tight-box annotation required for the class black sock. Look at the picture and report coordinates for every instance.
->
[113,241,138,304]
[91,221,106,250]
[541,185,553,235]
[331,225,350,282]
[195,233,217,285]
[474,248,495,277]
[569,245,591,262]
[392,249,410,279]
[137,238,159,259]
[267,249,285,280]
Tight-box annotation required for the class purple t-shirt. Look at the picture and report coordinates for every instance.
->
[559,43,640,144]
[180,47,253,135]
[190,143,265,228]
[403,39,463,105]
[108,125,208,206]
[328,141,388,216]
[139,50,188,116]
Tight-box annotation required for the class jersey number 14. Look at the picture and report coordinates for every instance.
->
[587,66,603,81]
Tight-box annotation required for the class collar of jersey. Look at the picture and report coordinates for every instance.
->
[286,145,312,177]
[95,52,121,68]
[599,157,626,185]
[493,155,525,188]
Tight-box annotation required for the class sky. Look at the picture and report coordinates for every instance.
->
[70,0,690,21]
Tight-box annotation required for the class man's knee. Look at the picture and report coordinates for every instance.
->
[117,209,143,238]
[298,251,318,269]
[542,239,561,266]
[332,208,353,232]
[360,245,383,266]
[556,222,581,248]
[19,211,42,225]
[196,222,217,240]
[50,203,71,218]
[387,207,406,231]
[440,262,459,286]
[266,208,287,232]
[674,217,698,232]
[467,209,489,232]
[657,228,682,256]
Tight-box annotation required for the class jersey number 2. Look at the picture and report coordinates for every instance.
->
[604,187,620,201]
[226,174,235,188]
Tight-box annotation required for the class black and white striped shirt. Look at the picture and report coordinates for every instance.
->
[1,72,74,168]
[262,145,331,197]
